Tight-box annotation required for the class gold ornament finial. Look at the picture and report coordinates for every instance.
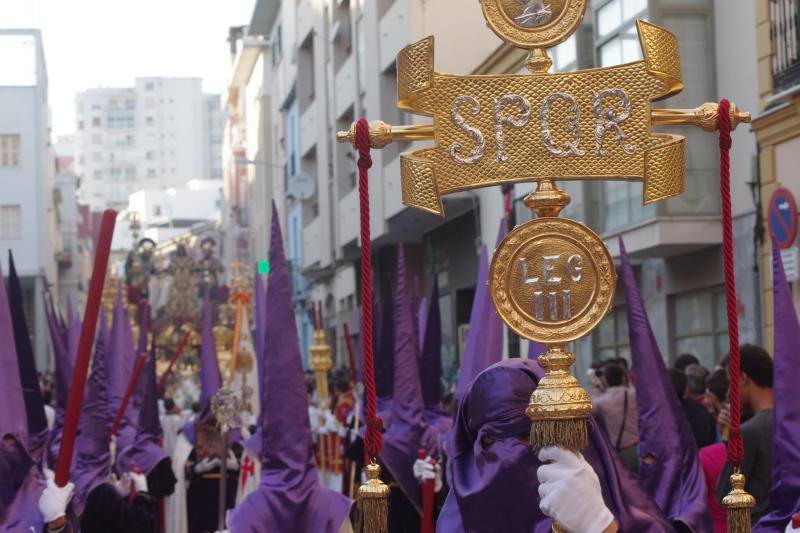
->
[722,471,756,533]
[358,463,389,533]
[527,345,592,451]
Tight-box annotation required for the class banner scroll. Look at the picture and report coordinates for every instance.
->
[398,20,685,215]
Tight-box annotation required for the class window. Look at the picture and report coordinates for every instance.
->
[0,135,20,167]
[146,116,154,126]
[146,168,156,178]
[671,288,729,369]
[595,306,630,362]
[272,24,283,68]
[551,35,577,72]
[153,205,162,216]
[146,151,156,160]
[93,170,102,179]
[92,117,101,127]
[145,82,154,91]
[595,0,647,68]
[0,206,21,239]
[125,99,136,109]
[125,166,136,178]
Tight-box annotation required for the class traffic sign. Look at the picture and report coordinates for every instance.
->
[769,187,798,250]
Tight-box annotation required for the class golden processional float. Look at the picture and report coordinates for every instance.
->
[338,0,754,531]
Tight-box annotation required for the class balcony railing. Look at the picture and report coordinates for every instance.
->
[772,0,800,92]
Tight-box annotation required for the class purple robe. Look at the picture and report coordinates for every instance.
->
[439,359,673,532]
[754,237,800,532]
[228,201,351,533]
[620,238,712,532]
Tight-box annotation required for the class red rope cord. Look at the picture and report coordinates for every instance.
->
[356,118,382,460]
[717,99,744,467]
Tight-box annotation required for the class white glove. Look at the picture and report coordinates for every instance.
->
[413,458,443,493]
[537,447,616,533]
[225,450,239,471]
[129,471,148,493]
[324,410,339,434]
[194,457,221,474]
[38,469,75,523]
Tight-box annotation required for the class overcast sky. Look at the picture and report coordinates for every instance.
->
[1,0,256,136]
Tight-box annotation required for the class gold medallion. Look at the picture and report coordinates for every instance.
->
[489,217,615,343]
[480,0,588,49]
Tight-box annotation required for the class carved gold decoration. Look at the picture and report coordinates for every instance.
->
[331,6,751,529]
[490,217,615,343]
[481,0,587,49]
[309,329,334,408]
[722,471,756,533]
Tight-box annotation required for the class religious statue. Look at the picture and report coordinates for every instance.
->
[165,242,201,320]
[125,237,156,305]
[196,237,225,299]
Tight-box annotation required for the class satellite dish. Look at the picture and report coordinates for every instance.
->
[288,173,316,201]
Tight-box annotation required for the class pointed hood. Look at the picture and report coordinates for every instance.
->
[7,252,48,458]
[754,238,800,532]
[0,261,37,521]
[108,286,137,450]
[73,315,112,515]
[380,244,439,513]
[376,282,395,400]
[254,270,267,417]
[45,289,75,469]
[228,202,351,533]
[419,278,442,408]
[132,304,150,414]
[0,262,27,445]
[419,277,453,436]
[117,346,167,476]
[199,288,221,408]
[619,238,711,531]
[455,218,507,403]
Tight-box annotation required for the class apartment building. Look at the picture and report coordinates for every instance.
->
[226,0,762,376]
[752,0,800,352]
[74,78,224,211]
[0,29,58,369]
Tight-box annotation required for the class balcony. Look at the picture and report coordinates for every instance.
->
[772,0,800,93]
[339,187,359,247]
[334,54,356,120]
[296,0,315,44]
[378,0,410,72]
[302,215,325,271]
[383,152,404,219]
[299,105,316,157]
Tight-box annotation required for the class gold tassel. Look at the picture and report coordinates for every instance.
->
[722,471,755,533]
[357,462,389,533]
[526,346,592,452]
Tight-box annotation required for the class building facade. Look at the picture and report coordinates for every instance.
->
[752,0,800,354]
[74,78,225,211]
[0,29,58,369]
[225,0,762,376]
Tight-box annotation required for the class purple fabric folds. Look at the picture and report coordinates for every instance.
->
[454,218,507,403]
[7,253,49,461]
[753,237,800,532]
[619,238,711,532]
[117,344,167,476]
[439,359,673,532]
[0,262,44,529]
[108,287,137,451]
[227,202,351,533]
[379,245,441,513]
[73,315,112,515]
